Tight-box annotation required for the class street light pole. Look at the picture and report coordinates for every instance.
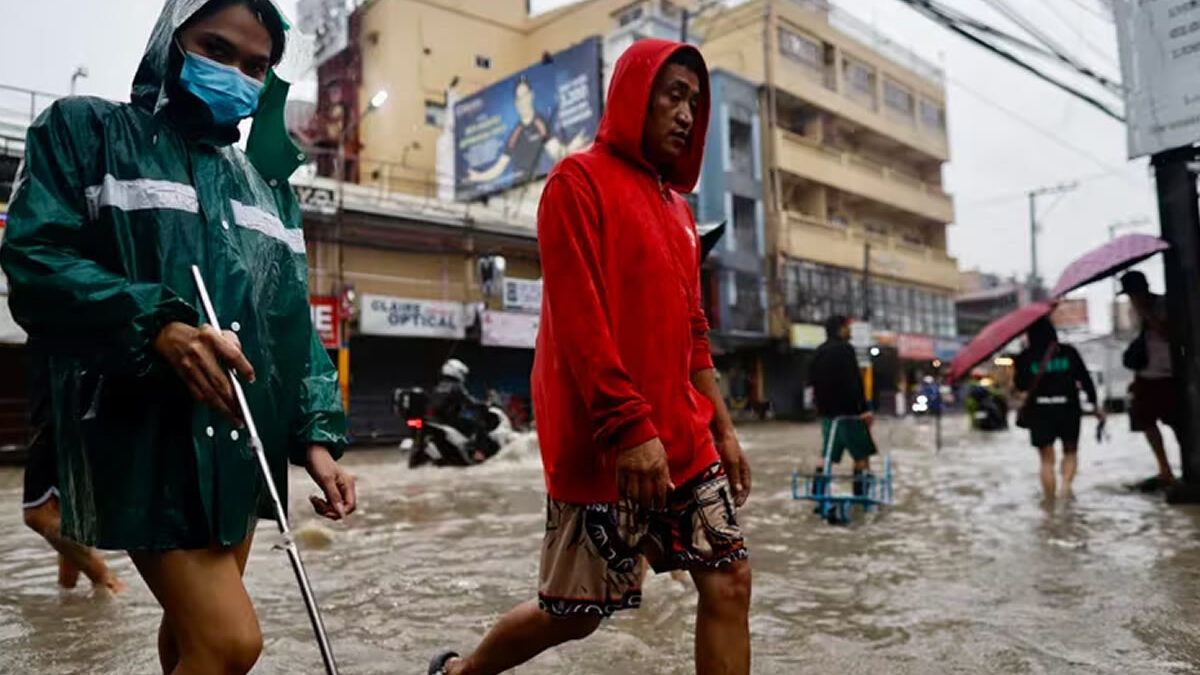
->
[69,66,88,95]
[1027,182,1078,300]
[332,89,388,414]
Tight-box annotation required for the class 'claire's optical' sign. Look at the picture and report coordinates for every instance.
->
[359,294,466,339]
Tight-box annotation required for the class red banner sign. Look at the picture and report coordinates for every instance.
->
[310,296,340,349]
[897,333,936,360]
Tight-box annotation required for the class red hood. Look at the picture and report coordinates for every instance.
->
[594,39,710,192]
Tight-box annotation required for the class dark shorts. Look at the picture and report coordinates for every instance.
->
[1028,412,1081,449]
[1130,377,1178,432]
[537,463,748,618]
[21,420,57,510]
[820,417,877,464]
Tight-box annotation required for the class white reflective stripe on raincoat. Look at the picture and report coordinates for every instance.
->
[84,174,199,220]
[231,200,305,253]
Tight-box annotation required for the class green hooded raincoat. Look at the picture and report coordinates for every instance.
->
[0,0,346,551]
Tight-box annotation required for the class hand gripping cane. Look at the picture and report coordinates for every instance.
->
[191,266,340,675]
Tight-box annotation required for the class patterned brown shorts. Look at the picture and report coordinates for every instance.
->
[537,463,748,617]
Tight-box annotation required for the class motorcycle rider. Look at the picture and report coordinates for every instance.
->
[429,359,493,463]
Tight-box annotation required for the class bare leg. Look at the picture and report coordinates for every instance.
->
[1143,424,1175,482]
[154,531,255,674]
[57,554,81,589]
[1060,446,1078,498]
[690,559,751,675]
[131,534,260,675]
[445,600,601,675]
[23,498,123,592]
[1038,446,1056,501]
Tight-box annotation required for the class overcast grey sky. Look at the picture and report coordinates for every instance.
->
[0,0,1154,333]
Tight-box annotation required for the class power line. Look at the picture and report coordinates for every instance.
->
[960,0,1123,96]
[947,75,1141,185]
[895,0,1125,121]
[1060,0,1113,24]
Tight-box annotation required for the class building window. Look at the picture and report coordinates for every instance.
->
[424,100,445,127]
[779,28,835,89]
[660,0,680,18]
[865,222,889,238]
[618,4,645,26]
[732,195,758,254]
[729,118,754,176]
[919,97,945,133]
[843,56,876,108]
[883,78,915,119]
[729,271,766,333]
[475,55,492,69]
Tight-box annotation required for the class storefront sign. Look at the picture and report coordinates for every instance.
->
[1051,298,1090,331]
[850,321,872,349]
[790,323,825,349]
[898,333,936,360]
[360,294,466,339]
[310,296,340,349]
[934,338,961,362]
[1115,0,1200,157]
[295,185,337,212]
[481,310,540,349]
[503,278,543,313]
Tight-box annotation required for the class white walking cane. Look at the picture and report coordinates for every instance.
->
[190,266,340,675]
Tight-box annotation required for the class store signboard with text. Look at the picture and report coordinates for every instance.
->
[1115,0,1200,157]
[360,295,466,339]
[310,296,341,349]
[481,310,540,349]
[898,334,936,361]
[503,278,543,313]
[790,323,825,349]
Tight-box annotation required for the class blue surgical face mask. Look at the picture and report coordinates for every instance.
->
[178,50,264,127]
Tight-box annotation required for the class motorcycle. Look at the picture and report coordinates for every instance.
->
[393,387,515,468]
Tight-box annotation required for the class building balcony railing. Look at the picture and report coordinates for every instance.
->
[780,210,958,291]
[775,130,953,223]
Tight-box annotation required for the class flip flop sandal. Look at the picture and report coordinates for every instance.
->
[428,651,459,674]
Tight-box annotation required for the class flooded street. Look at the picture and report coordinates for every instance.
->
[2,415,1200,674]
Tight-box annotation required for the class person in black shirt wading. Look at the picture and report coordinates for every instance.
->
[809,316,876,494]
[1014,317,1104,500]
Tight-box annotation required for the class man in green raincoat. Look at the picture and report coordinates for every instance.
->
[0,1,355,672]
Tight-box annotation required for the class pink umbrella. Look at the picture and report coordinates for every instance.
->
[1049,233,1169,299]
[946,301,1054,382]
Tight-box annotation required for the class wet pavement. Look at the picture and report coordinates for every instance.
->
[1,415,1199,674]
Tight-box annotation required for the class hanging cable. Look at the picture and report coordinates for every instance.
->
[895,0,1125,122]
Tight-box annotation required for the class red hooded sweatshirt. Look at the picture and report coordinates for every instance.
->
[532,39,717,504]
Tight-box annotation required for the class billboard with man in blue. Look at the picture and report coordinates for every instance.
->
[454,37,603,201]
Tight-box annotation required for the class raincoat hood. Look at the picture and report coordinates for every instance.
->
[132,0,218,114]
[595,39,710,192]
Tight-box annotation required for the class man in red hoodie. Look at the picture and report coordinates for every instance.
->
[430,40,752,675]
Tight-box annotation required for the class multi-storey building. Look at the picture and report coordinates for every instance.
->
[696,0,958,414]
[300,0,960,427]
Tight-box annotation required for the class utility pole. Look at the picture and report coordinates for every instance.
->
[1027,182,1078,300]
[1154,149,1200,502]
[862,242,872,322]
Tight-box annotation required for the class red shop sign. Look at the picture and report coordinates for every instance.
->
[310,296,340,349]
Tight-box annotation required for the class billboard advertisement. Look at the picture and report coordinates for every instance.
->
[454,36,602,201]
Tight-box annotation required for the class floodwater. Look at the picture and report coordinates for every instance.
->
[2,415,1200,674]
